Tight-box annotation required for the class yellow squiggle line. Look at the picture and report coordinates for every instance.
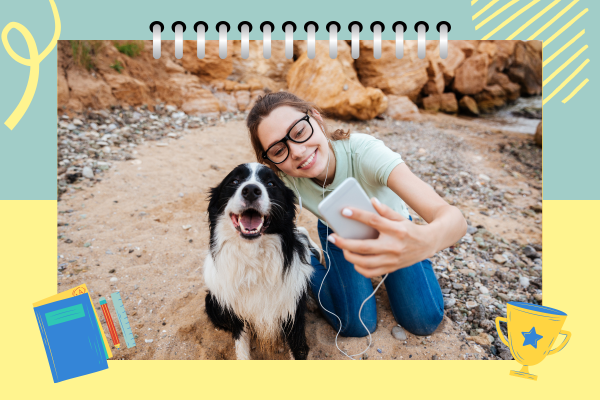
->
[2,0,61,130]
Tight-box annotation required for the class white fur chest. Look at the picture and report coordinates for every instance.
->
[203,215,313,339]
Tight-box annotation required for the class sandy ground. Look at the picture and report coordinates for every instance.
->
[57,115,540,360]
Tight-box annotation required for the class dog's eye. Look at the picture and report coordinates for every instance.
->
[267,182,274,187]
[231,179,239,185]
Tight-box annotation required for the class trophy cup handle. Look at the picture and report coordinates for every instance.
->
[495,316,510,347]
[548,330,571,356]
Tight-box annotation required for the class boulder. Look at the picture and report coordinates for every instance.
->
[535,121,542,147]
[423,54,445,95]
[437,43,466,85]
[155,73,221,116]
[507,41,543,96]
[489,72,521,102]
[287,41,388,120]
[234,90,251,112]
[384,95,420,120]
[474,84,507,113]
[65,68,116,111]
[453,54,489,95]
[459,95,479,115]
[494,40,518,72]
[57,68,70,109]
[423,93,458,114]
[102,73,152,106]
[213,91,238,112]
[182,40,233,81]
[355,40,430,102]
[230,41,292,92]
[453,40,477,57]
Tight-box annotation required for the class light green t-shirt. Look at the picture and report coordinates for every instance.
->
[281,133,410,227]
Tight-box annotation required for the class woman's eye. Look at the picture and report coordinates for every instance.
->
[294,128,304,138]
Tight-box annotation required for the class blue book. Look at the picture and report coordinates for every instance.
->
[34,293,108,383]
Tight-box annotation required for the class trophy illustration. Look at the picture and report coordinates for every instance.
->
[496,302,571,381]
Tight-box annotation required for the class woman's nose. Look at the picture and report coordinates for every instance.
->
[288,141,306,158]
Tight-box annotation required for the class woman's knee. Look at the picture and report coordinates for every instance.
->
[400,307,444,336]
[339,317,377,338]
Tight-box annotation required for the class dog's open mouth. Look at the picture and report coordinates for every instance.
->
[230,209,270,239]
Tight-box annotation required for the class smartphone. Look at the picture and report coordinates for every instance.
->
[318,177,380,240]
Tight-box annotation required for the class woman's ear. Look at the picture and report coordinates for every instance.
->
[311,109,323,123]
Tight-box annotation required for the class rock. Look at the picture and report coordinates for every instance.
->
[423,55,445,95]
[214,91,238,113]
[436,43,466,85]
[479,286,489,295]
[467,225,478,235]
[423,93,458,114]
[459,95,479,115]
[156,74,221,116]
[493,254,507,264]
[523,245,539,259]
[467,332,491,346]
[234,90,251,112]
[443,297,456,308]
[465,301,478,310]
[534,121,542,147]
[478,173,491,182]
[65,68,116,111]
[453,282,464,290]
[355,40,431,101]
[384,95,420,120]
[498,293,511,302]
[533,293,542,301]
[454,40,477,57]
[110,277,118,282]
[507,41,543,96]
[230,41,292,92]
[453,54,489,95]
[474,84,506,113]
[102,74,152,106]
[82,166,94,179]
[287,41,388,120]
[145,339,153,343]
[57,68,70,109]
[182,225,192,230]
[489,72,520,102]
[181,40,233,81]
[391,325,408,340]
[519,276,530,289]
[480,319,494,331]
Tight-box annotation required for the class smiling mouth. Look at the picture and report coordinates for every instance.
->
[230,209,270,239]
[298,149,317,169]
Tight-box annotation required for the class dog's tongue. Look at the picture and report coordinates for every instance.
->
[241,210,262,230]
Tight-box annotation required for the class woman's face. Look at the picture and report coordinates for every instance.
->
[257,106,329,179]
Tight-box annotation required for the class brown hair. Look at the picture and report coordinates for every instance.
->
[246,91,349,175]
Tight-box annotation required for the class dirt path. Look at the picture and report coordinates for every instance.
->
[56,115,540,360]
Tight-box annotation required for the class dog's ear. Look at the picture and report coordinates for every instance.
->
[207,182,223,217]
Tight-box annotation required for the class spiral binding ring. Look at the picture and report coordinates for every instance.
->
[415,21,429,59]
[370,21,384,60]
[150,21,164,59]
[194,22,208,59]
[348,21,362,59]
[392,21,407,59]
[304,21,318,59]
[326,21,340,59]
[238,21,252,59]
[437,21,451,59]
[260,21,274,59]
[172,21,186,59]
[216,21,230,59]
[282,21,296,60]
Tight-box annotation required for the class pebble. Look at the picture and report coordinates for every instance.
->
[179,193,184,197]
[110,277,118,282]
[478,174,491,182]
[465,301,478,309]
[391,326,407,341]
[467,226,478,235]
[519,276,530,289]
[493,254,507,264]
[522,245,538,258]
[479,286,489,294]
[377,348,382,353]
[106,250,113,255]
[453,282,464,290]
[182,225,192,230]
[84,242,91,247]
[145,339,153,343]
[443,298,456,308]
[82,166,94,179]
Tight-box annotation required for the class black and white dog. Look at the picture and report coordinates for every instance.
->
[203,162,319,360]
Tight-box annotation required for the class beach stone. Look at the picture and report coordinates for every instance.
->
[459,95,479,115]
[523,245,538,259]
[493,254,507,264]
[110,277,118,282]
[519,276,530,289]
[444,297,456,308]
[453,54,489,95]
[384,95,420,121]
[479,286,489,295]
[82,166,94,179]
[465,301,478,310]
[467,225,478,235]
[391,326,407,341]
[453,282,464,290]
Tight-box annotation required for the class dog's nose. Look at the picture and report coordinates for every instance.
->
[242,184,262,202]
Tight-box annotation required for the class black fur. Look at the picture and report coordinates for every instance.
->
[204,163,311,359]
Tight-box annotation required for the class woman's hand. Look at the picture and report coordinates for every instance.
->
[327,198,437,278]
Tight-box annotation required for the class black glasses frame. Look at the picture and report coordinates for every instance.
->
[262,113,314,164]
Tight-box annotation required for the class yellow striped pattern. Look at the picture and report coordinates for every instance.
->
[471,0,590,104]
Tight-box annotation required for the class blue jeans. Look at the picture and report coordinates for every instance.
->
[309,217,444,337]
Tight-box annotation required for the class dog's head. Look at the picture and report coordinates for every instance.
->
[207,163,297,243]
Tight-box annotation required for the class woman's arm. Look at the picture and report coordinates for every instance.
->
[327,163,467,278]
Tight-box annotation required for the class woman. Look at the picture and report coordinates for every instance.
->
[246,92,467,337]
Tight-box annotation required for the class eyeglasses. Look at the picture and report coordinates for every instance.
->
[262,113,314,164]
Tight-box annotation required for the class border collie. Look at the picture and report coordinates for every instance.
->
[203,162,319,360]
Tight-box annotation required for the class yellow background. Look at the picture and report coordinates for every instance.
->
[0,200,596,397]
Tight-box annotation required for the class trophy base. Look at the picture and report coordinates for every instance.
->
[510,366,537,381]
